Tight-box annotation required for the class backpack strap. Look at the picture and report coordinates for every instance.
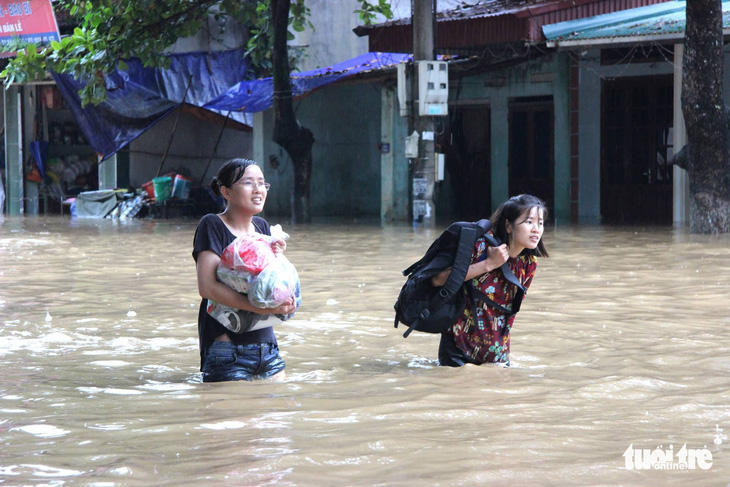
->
[402,224,477,338]
[467,283,518,316]
[471,232,525,315]
[402,259,420,277]
[475,219,492,236]
[481,233,526,294]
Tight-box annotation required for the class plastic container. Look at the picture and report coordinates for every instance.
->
[142,181,155,200]
[172,175,193,199]
[152,176,173,202]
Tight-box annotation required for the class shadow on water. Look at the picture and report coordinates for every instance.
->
[1,215,729,485]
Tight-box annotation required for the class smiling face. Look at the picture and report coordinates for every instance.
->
[222,164,267,215]
[506,206,545,255]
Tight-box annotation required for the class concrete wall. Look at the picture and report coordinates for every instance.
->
[255,83,383,219]
[452,53,572,222]
[2,85,41,215]
[380,86,410,221]
[3,86,22,215]
[168,14,246,54]
[22,86,40,214]
[290,0,370,71]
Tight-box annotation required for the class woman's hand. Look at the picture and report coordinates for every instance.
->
[431,243,510,288]
[271,238,287,255]
[267,296,296,315]
[484,244,509,273]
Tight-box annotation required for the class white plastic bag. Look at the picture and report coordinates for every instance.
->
[208,224,301,333]
[206,300,284,333]
[249,255,301,308]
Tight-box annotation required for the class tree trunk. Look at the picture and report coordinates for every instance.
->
[271,0,315,223]
[680,0,730,233]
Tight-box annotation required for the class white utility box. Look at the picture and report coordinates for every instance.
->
[417,60,448,116]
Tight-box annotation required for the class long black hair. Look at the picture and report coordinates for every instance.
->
[210,158,258,197]
[490,194,549,257]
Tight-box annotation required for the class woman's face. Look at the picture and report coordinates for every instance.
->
[225,164,267,215]
[507,206,544,252]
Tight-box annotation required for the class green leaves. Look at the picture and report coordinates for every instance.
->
[356,0,394,26]
[290,0,313,33]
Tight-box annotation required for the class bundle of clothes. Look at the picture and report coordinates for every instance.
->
[207,225,301,333]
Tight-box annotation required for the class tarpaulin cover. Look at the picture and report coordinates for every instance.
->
[30,140,49,178]
[204,52,411,113]
[52,49,251,161]
[74,189,119,218]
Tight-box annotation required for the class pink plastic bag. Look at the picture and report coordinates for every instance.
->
[219,233,275,274]
[209,225,301,335]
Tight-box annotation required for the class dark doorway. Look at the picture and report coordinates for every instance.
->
[437,105,491,221]
[509,98,555,216]
[601,76,673,224]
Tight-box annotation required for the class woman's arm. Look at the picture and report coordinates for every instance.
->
[431,244,509,287]
[197,250,295,315]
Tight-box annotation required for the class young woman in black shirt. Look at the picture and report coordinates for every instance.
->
[192,158,296,382]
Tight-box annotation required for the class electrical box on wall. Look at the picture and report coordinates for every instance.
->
[417,61,448,116]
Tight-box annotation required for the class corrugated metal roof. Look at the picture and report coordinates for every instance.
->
[363,0,569,30]
[357,0,674,52]
[358,0,670,31]
[436,0,567,21]
[544,1,730,46]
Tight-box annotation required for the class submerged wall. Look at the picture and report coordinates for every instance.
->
[255,83,383,219]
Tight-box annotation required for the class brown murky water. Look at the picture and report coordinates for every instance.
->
[1,215,729,486]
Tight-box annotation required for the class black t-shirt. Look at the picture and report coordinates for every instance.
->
[192,214,277,370]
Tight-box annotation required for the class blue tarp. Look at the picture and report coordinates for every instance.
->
[204,52,411,113]
[52,49,251,160]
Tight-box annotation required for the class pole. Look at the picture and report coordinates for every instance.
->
[200,111,232,185]
[411,0,436,226]
[156,74,194,177]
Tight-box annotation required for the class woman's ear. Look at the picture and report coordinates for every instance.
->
[505,220,512,235]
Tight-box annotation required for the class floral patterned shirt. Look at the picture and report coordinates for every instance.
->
[449,235,537,364]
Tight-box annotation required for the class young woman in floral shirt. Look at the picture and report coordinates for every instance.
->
[432,194,549,366]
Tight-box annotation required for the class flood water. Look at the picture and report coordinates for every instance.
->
[1,215,729,486]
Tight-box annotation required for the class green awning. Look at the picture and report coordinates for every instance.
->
[543,1,730,47]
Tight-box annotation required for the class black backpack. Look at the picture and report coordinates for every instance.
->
[393,219,526,338]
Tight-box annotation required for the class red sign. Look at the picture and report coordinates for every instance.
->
[0,0,60,45]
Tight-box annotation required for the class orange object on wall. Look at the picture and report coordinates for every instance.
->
[27,166,42,183]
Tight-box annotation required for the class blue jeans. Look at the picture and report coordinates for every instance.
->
[202,341,285,382]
